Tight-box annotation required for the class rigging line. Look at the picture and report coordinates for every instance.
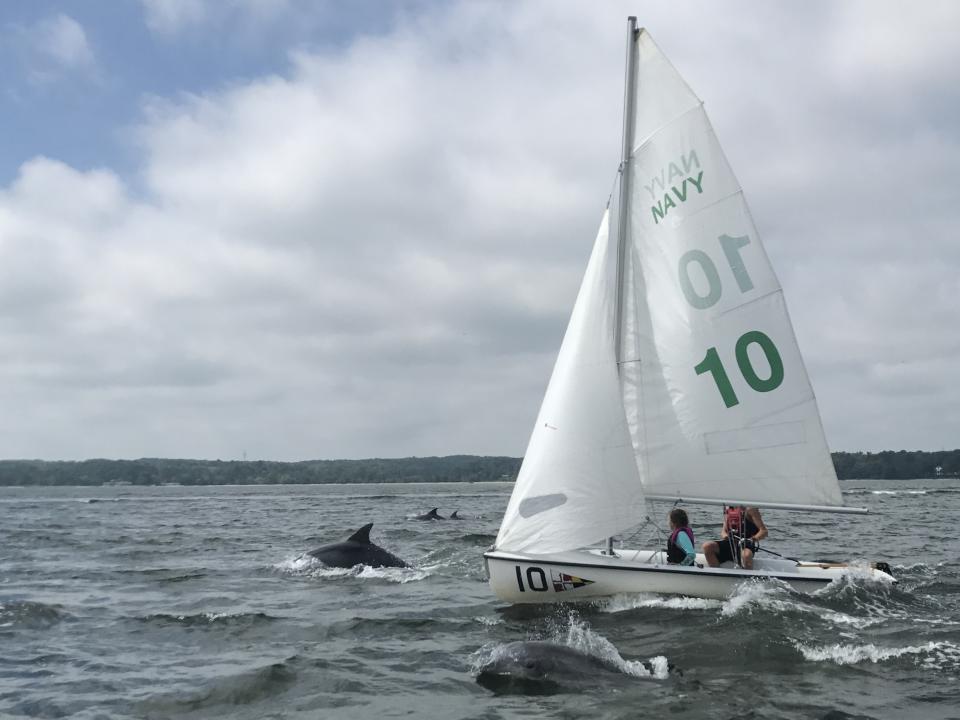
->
[619,514,665,563]
[729,530,799,565]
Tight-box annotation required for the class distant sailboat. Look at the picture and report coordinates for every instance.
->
[484,19,892,603]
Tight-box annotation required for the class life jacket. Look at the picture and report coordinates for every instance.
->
[666,526,694,564]
[725,506,758,539]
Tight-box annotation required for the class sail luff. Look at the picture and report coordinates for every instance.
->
[614,18,640,368]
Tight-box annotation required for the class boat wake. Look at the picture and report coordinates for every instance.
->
[719,577,909,630]
[601,592,722,613]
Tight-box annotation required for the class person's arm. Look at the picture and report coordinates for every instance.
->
[748,509,768,542]
[676,531,696,566]
[720,515,729,540]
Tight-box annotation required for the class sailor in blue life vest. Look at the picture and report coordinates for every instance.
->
[701,505,768,569]
[666,508,696,566]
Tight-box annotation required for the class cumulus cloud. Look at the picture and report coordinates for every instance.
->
[0,0,958,459]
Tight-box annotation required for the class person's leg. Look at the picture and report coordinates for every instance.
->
[740,547,754,569]
[702,541,720,567]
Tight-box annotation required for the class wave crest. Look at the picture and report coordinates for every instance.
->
[793,640,960,669]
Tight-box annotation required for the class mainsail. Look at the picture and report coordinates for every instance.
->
[619,31,842,509]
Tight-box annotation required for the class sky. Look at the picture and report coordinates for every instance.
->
[0,0,958,461]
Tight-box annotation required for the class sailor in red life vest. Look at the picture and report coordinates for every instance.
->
[666,508,696,566]
[701,506,768,569]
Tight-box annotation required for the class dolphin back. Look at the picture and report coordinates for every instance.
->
[347,523,374,544]
[307,522,408,569]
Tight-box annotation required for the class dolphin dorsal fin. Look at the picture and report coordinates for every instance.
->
[428,508,441,519]
[451,510,460,519]
[347,523,373,544]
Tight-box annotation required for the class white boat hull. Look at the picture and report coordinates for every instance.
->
[484,547,893,603]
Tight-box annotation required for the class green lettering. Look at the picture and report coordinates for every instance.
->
[686,171,704,194]
[695,347,739,408]
[735,331,784,392]
[681,149,701,174]
[719,234,754,293]
[652,202,665,224]
[679,250,722,309]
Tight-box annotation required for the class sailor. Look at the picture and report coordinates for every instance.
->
[665,508,696,566]
[701,505,768,569]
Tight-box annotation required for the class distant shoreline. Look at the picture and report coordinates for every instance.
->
[0,451,958,486]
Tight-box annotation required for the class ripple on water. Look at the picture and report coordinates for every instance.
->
[138,611,280,628]
[0,601,68,629]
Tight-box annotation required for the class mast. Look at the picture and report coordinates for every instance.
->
[613,17,640,367]
[607,17,640,556]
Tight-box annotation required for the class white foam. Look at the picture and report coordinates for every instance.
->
[474,615,503,626]
[812,565,897,596]
[793,640,960,668]
[721,577,900,629]
[273,554,430,583]
[469,642,512,675]
[602,593,721,613]
[867,489,928,496]
[721,579,794,617]
[554,614,669,679]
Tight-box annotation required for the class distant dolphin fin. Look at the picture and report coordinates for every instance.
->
[347,523,374,544]
[451,510,460,519]
[428,508,442,519]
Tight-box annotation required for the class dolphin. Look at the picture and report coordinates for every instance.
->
[416,508,444,521]
[450,510,463,519]
[475,640,673,695]
[307,523,408,568]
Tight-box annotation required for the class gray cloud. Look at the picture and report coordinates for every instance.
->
[1,1,958,459]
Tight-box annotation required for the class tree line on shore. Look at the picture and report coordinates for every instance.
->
[0,450,957,487]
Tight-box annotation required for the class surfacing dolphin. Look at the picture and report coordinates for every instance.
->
[449,510,463,520]
[416,508,444,521]
[475,640,672,695]
[307,523,408,568]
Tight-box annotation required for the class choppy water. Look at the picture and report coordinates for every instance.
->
[2,479,959,719]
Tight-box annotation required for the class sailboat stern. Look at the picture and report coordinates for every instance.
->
[485,550,617,604]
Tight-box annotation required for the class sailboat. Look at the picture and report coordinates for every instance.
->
[484,19,893,603]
